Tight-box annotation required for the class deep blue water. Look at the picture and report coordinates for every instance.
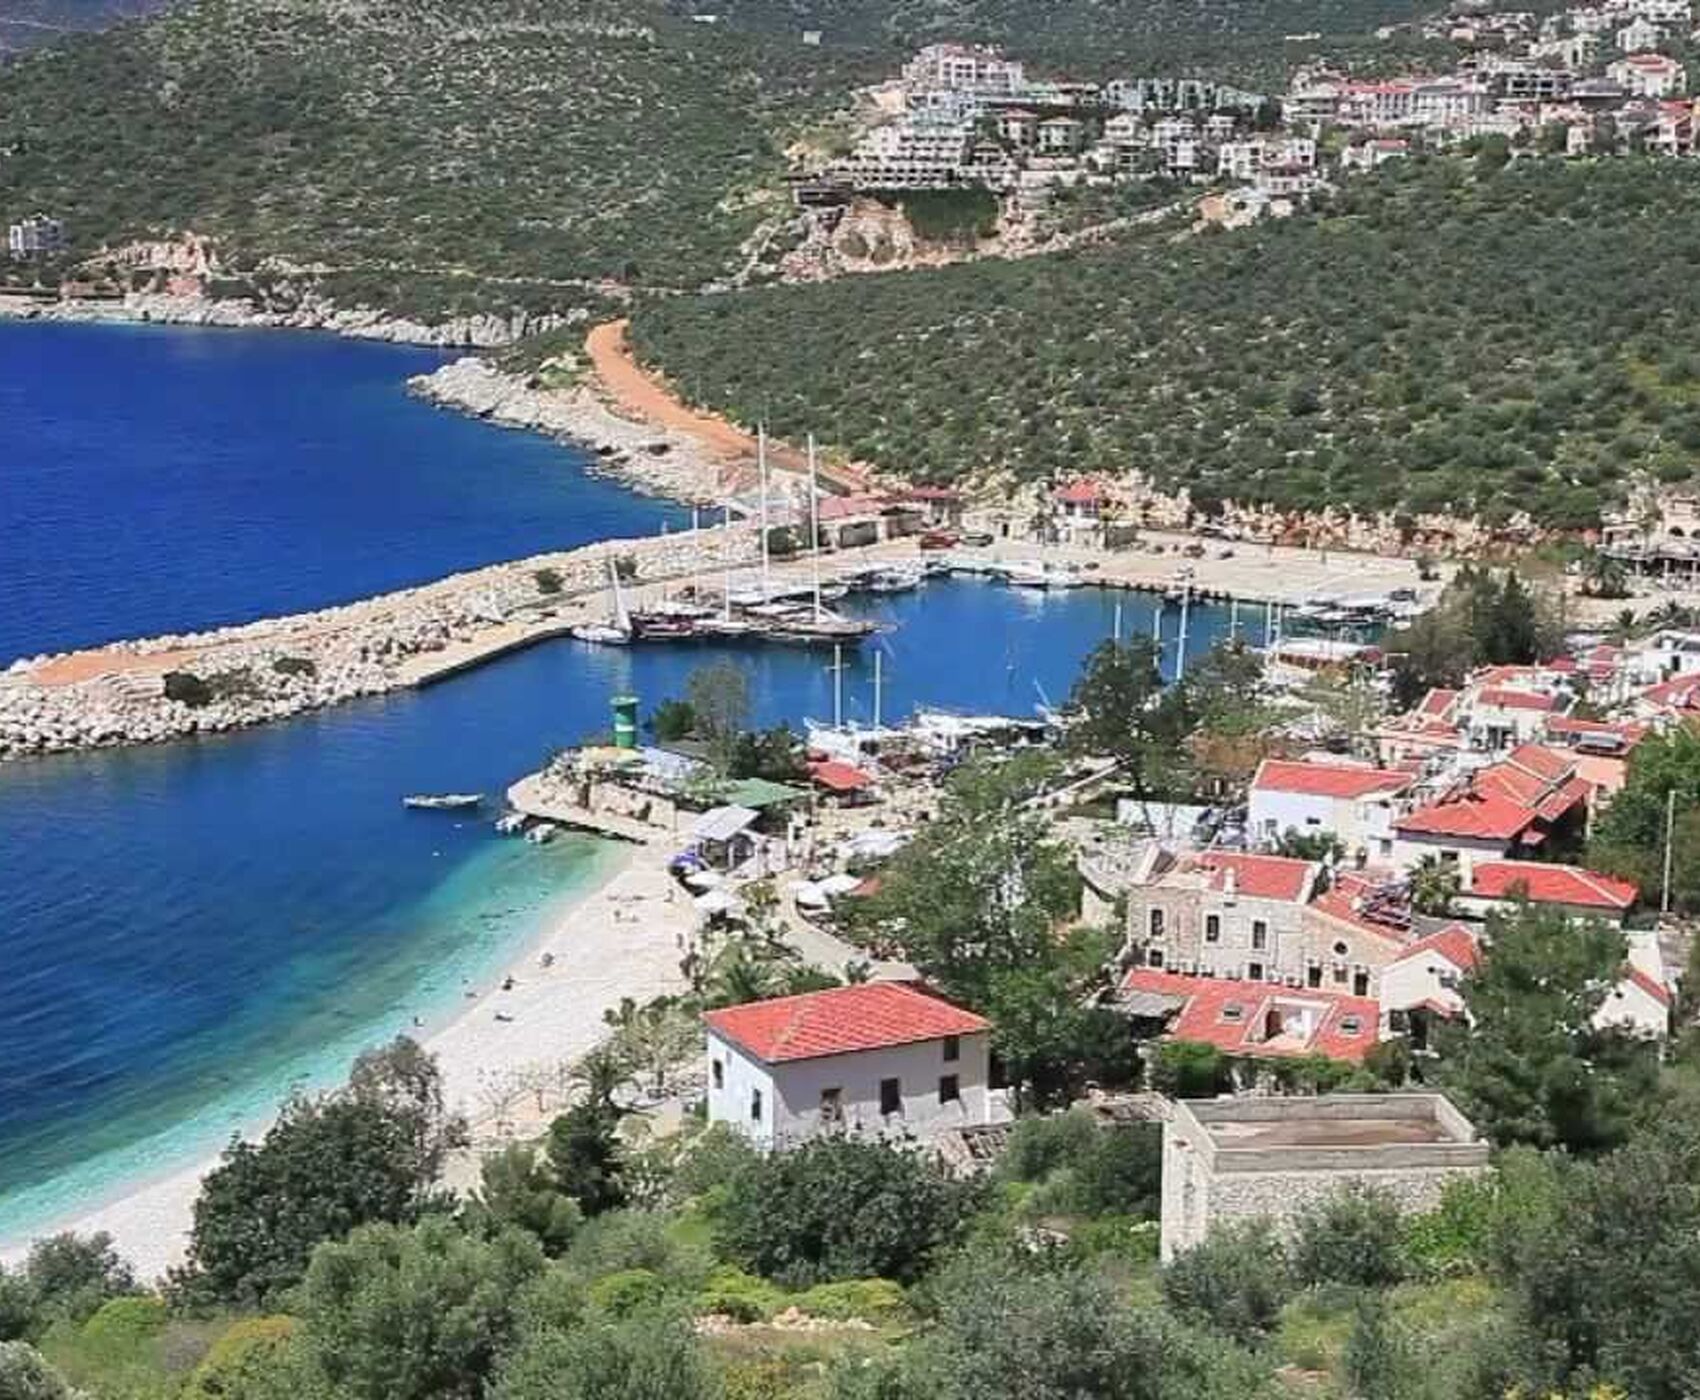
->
[0,322,689,661]
[0,322,1235,1246]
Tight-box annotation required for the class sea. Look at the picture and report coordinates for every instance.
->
[0,320,1236,1248]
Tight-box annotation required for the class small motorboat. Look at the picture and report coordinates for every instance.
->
[403,793,483,811]
[525,824,558,845]
[570,621,632,645]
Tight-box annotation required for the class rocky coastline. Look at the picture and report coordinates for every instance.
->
[0,528,762,762]
[407,356,757,505]
[0,289,565,349]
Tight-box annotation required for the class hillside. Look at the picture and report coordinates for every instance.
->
[630,158,1700,530]
[658,0,1457,87]
[0,0,872,320]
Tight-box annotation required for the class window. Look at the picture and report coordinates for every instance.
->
[1247,961,1264,982]
[1220,1003,1244,1023]
[880,1077,902,1116]
[1204,913,1221,943]
[938,1074,960,1104]
[820,1087,843,1122]
[1332,940,1350,957]
[750,1088,763,1122]
[1340,1016,1364,1036]
[1251,920,1268,951]
[1147,948,1164,969]
[1353,970,1370,996]
[711,1058,724,1090]
[1333,965,1348,985]
[943,1035,960,1063]
[1307,965,1323,988]
[1149,908,1165,939]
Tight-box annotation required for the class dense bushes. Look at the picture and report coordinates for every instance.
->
[715,1136,981,1286]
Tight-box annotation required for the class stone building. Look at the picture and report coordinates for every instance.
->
[1160,1093,1489,1260]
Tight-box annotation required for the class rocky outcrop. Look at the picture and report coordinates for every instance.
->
[408,357,749,504]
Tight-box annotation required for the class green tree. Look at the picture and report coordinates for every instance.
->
[0,1342,84,1400]
[174,1042,462,1308]
[1291,1185,1407,1290]
[1064,638,1191,799]
[1589,726,1700,912]
[1341,1293,1423,1400]
[1148,1040,1231,1098]
[1436,904,1658,1154]
[293,1218,545,1400]
[685,662,750,775]
[1408,854,1460,917]
[493,1311,713,1400]
[716,1137,980,1287]
[20,1233,136,1327]
[548,1103,628,1220]
[648,699,696,744]
[1160,1219,1292,1345]
[913,1246,1271,1400]
[465,1145,582,1255]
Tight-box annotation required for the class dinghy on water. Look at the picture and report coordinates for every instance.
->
[403,793,484,811]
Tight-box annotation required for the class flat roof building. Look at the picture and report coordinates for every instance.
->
[1160,1092,1488,1259]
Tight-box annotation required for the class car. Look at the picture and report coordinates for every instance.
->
[918,530,959,551]
[960,530,995,547]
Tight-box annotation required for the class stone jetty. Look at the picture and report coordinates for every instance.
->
[0,527,761,761]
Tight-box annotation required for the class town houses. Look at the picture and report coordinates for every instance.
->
[798,13,1700,223]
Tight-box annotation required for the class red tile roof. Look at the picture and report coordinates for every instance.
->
[808,759,873,793]
[1307,874,1413,943]
[704,982,989,1064]
[1642,673,1700,709]
[1469,861,1638,911]
[1393,924,1480,972]
[1399,748,1589,841]
[1193,852,1316,902]
[1477,687,1558,712]
[1418,688,1460,718]
[1396,791,1543,840]
[1053,478,1106,504]
[1252,759,1410,801]
[1624,966,1673,1007]
[1120,969,1379,1063]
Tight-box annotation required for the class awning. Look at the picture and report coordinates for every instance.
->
[1118,990,1188,1018]
[810,760,873,794]
[692,805,760,843]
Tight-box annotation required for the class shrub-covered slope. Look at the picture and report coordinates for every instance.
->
[632,159,1700,527]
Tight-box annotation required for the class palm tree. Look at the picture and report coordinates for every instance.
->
[1409,854,1461,917]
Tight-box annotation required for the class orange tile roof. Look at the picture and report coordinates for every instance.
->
[1393,924,1480,972]
[1396,791,1543,840]
[1624,966,1673,1007]
[1469,861,1638,911]
[704,982,989,1064]
[809,759,873,793]
[1193,852,1316,902]
[1252,759,1411,800]
[1121,969,1379,1063]
[1476,687,1559,712]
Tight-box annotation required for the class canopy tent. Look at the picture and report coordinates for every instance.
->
[691,805,760,843]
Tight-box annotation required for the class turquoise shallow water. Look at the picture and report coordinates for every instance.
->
[0,321,1238,1248]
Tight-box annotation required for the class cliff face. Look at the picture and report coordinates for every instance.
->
[780,196,1001,282]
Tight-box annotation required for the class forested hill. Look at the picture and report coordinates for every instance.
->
[0,0,872,319]
[631,158,1700,530]
[658,0,1453,86]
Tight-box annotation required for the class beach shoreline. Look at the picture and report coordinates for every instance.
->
[0,834,693,1283]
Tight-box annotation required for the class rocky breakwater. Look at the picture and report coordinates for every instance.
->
[410,357,754,504]
[0,527,762,761]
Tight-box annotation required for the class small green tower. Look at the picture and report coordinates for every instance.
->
[612,694,640,751]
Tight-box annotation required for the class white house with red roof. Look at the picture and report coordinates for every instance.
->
[703,982,993,1148]
[1460,860,1639,922]
[1392,744,1593,875]
[1597,930,1675,1038]
[1249,758,1412,862]
[1379,925,1480,1048]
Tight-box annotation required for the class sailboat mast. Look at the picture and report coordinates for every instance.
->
[809,432,822,622]
[723,499,733,622]
[832,643,844,730]
[758,424,771,602]
[873,648,883,729]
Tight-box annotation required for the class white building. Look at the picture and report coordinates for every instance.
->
[902,43,1025,95]
[703,982,993,1149]
[1608,52,1686,96]
[1248,759,1411,862]
[1617,14,1665,49]
[7,214,65,259]
[834,118,975,190]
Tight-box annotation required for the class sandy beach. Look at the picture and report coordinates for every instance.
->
[0,838,695,1283]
